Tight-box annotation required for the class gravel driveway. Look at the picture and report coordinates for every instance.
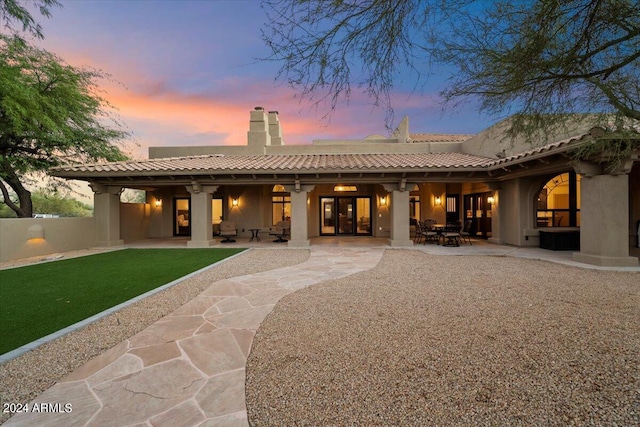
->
[246,250,639,426]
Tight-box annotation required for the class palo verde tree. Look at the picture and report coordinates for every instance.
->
[261,0,640,152]
[0,37,128,217]
[1,0,61,40]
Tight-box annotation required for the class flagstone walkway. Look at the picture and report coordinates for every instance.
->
[3,247,384,427]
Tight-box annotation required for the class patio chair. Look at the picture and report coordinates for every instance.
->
[268,220,290,242]
[413,220,424,243]
[441,223,461,247]
[422,221,439,244]
[460,220,473,245]
[219,220,238,243]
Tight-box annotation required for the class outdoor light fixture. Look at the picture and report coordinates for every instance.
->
[435,196,442,206]
[232,198,239,207]
[155,199,162,207]
[487,195,495,205]
[380,196,387,206]
[27,224,45,240]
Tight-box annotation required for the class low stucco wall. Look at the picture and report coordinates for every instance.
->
[0,217,96,263]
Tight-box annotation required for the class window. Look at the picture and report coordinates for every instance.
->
[334,185,357,192]
[272,185,291,224]
[410,195,420,222]
[212,198,223,224]
[446,194,459,224]
[536,172,581,227]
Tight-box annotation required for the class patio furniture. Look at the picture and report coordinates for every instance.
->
[460,220,473,245]
[249,228,262,242]
[413,221,424,243]
[219,221,238,243]
[440,223,461,247]
[269,220,290,242]
[421,220,439,244]
[539,227,580,250]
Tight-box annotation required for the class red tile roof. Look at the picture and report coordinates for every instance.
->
[55,152,494,175]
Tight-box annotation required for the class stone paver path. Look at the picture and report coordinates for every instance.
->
[4,247,384,427]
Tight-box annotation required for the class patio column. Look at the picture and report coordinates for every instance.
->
[285,184,314,247]
[572,160,639,267]
[384,183,414,247]
[91,183,124,247]
[186,184,218,248]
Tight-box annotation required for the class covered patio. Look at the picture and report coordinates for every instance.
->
[50,108,640,267]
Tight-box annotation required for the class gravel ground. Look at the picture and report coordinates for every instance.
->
[0,248,310,425]
[246,250,640,426]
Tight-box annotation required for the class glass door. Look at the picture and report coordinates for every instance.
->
[355,197,371,235]
[174,198,190,236]
[463,193,492,238]
[337,197,354,235]
[320,197,335,235]
[320,196,372,236]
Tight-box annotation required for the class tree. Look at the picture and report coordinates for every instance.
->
[0,189,93,217]
[261,0,640,136]
[1,0,61,39]
[0,37,128,218]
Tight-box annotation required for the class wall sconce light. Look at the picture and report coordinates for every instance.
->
[487,195,495,205]
[380,196,387,206]
[232,198,239,207]
[435,196,442,206]
[155,198,162,207]
[27,224,45,240]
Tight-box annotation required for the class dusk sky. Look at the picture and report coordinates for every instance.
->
[31,0,493,159]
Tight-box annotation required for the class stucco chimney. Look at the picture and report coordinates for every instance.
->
[247,106,271,147]
[268,111,285,146]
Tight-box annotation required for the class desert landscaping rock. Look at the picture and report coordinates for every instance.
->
[246,250,639,426]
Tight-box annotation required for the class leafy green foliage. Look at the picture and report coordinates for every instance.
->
[262,0,640,136]
[442,0,640,134]
[0,0,60,39]
[0,189,92,217]
[0,37,128,217]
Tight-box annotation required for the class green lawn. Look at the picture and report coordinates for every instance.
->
[0,248,245,355]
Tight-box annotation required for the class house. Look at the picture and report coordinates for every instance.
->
[52,107,640,267]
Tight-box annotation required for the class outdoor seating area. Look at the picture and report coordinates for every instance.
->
[219,220,238,243]
[414,219,468,247]
[268,220,291,242]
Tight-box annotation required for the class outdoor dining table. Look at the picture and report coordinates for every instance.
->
[249,228,262,242]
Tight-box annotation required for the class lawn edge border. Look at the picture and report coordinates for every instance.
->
[0,248,249,364]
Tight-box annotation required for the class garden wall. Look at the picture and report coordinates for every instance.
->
[0,217,96,263]
[120,203,150,243]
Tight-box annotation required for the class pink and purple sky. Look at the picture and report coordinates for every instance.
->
[32,0,493,159]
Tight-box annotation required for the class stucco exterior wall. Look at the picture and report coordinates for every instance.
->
[630,164,640,247]
[120,203,150,243]
[496,178,541,247]
[462,117,595,159]
[150,141,464,159]
[0,217,95,263]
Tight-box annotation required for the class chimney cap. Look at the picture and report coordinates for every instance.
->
[254,106,264,110]
[268,110,279,115]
